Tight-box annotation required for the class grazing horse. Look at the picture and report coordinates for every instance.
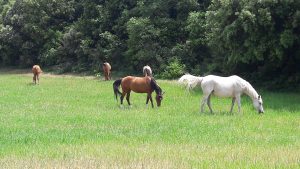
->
[32,65,42,85]
[102,62,111,80]
[143,65,152,77]
[113,76,164,107]
[178,74,264,114]
[178,73,201,91]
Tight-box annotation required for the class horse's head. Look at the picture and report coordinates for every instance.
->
[253,95,264,113]
[155,91,164,107]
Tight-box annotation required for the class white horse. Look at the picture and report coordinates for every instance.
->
[178,74,264,113]
[178,74,201,91]
[143,65,152,77]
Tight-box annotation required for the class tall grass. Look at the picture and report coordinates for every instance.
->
[0,71,299,168]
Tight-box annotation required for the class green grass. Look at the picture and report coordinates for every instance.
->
[0,71,299,168]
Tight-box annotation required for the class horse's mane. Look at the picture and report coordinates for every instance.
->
[238,77,258,99]
[150,78,162,94]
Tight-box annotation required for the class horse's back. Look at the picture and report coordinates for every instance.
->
[103,62,111,71]
[201,75,245,97]
[32,65,42,74]
[122,76,152,93]
[203,75,244,84]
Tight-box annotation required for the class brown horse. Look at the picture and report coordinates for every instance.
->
[32,65,42,84]
[113,76,164,107]
[102,62,111,80]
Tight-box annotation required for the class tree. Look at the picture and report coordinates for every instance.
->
[206,0,300,88]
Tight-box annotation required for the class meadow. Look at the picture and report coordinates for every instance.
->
[0,70,299,168]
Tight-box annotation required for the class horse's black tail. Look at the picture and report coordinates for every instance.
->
[113,79,122,101]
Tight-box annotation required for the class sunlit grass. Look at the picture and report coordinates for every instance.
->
[0,71,299,168]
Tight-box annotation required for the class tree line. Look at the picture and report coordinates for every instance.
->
[0,0,299,89]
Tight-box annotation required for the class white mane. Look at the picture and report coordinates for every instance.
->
[234,76,259,100]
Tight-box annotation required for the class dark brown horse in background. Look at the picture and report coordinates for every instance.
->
[113,76,164,107]
[102,62,111,80]
[32,65,42,84]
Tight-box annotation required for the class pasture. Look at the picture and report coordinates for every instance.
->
[0,70,299,168]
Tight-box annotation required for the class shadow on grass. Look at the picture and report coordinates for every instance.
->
[26,82,35,86]
[263,92,300,113]
[198,110,237,116]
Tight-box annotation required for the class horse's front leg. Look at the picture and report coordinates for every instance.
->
[37,74,40,84]
[200,96,208,113]
[230,97,236,113]
[104,71,109,80]
[149,94,154,108]
[236,96,241,113]
[146,94,150,107]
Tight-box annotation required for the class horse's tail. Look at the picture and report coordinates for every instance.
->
[144,69,151,76]
[143,66,152,77]
[113,79,122,101]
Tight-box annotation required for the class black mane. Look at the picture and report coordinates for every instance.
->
[150,78,162,94]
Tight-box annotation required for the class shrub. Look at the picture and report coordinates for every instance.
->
[160,59,185,79]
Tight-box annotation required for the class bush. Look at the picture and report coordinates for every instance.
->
[160,59,185,79]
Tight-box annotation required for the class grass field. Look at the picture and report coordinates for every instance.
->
[0,70,299,168]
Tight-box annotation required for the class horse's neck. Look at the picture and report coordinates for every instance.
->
[153,84,161,94]
[243,82,258,100]
[150,78,161,94]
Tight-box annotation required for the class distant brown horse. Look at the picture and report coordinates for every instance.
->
[102,62,111,80]
[113,76,164,107]
[32,65,42,84]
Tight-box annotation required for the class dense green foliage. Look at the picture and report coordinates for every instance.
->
[0,71,299,168]
[0,0,299,88]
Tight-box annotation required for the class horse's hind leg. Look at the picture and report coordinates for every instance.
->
[126,91,131,106]
[33,75,36,84]
[120,92,126,106]
[207,93,213,113]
